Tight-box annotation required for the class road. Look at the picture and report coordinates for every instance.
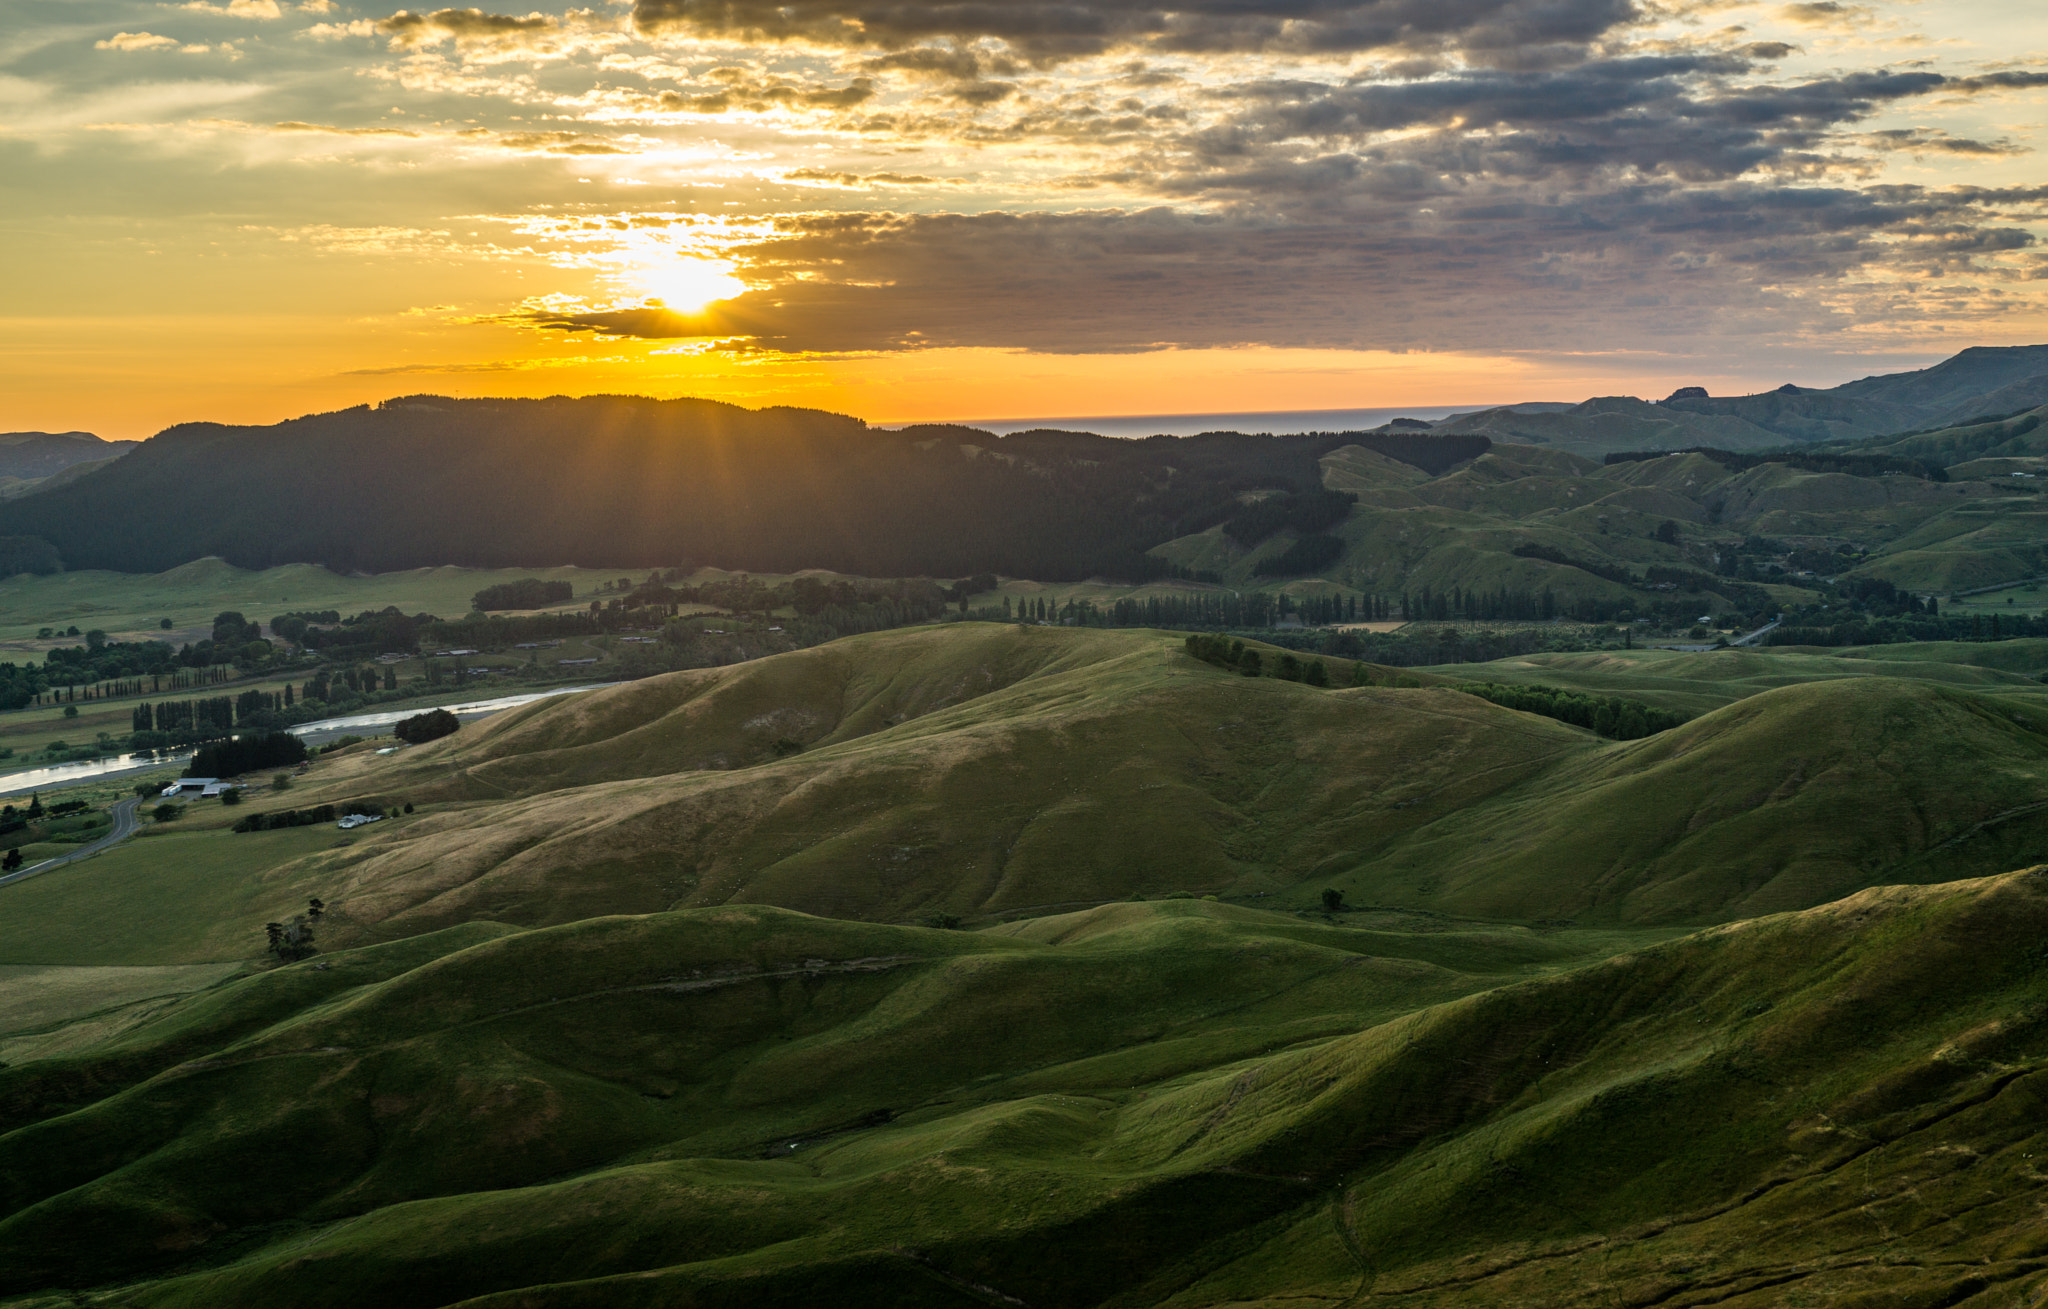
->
[0,797,143,889]
[1728,617,1782,647]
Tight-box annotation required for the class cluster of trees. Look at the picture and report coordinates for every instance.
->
[265,898,323,963]
[0,636,244,710]
[0,793,46,838]
[423,611,600,650]
[1293,625,1600,668]
[307,665,396,700]
[1181,635,1337,685]
[0,535,60,576]
[129,696,238,745]
[267,610,340,644]
[1511,542,1634,586]
[1603,447,1948,482]
[189,731,307,778]
[394,708,459,744]
[1454,681,1690,740]
[297,608,439,657]
[1252,535,1346,577]
[1506,543,1771,612]
[1094,591,1393,629]
[234,805,336,833]
[1768,610,2041,646]
[0,395,1490,581]
[1223,490,1358,548]
[622,575,956,635]
[473,579,574,611]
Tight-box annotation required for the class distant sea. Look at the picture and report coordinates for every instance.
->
[889,404,1557,438]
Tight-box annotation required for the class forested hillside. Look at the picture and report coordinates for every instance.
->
[0,397,1482,580]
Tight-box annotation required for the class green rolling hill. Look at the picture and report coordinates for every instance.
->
[4,625,2048,1303]
[2,865,2045,1306]
[8,626,2048,968]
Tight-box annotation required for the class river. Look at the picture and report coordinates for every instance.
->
[0,683,619,800]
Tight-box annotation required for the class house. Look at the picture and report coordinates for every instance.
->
[336,813,384,830]
[161,779,240,798]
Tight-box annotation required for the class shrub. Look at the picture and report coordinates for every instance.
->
[152,804,180,822]
[1321,888,1344,911]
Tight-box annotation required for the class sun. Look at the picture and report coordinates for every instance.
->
[638,258,746,313]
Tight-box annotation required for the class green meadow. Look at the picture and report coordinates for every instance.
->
[0,560,625,648]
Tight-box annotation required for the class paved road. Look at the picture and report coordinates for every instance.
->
[0,797,143,889]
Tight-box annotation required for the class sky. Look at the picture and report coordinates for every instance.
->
[3,0,2046,438]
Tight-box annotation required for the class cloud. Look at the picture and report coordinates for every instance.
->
[1779,1,1867,26]
[180,0,284,16]
[783,167,944,186]
[269,118,423,136]
[495,184,2042,360]
[1864,128,2026,157]
[629,0,1639,63]
[588,76,876,115]
[375,7,560,45]
[96,32,181,51]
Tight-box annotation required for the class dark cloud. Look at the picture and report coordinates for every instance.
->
[622,76,876,113]
[630,0,1638,62]
[376,7,560,45]
[1865,128,2024,157]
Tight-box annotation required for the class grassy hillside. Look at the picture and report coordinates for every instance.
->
[1439,640,2048,715]
[1,871,2043,1306]
[17,627,2047,971]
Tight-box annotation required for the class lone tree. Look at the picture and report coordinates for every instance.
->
[1321,888,1344,912]
[2,849,21,872]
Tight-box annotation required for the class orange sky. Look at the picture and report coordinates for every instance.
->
[4,0,2046,438]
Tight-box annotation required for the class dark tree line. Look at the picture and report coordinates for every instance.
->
[1454,681,1690,740]
[473,579,574,611]
[1604,447,1947,482]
